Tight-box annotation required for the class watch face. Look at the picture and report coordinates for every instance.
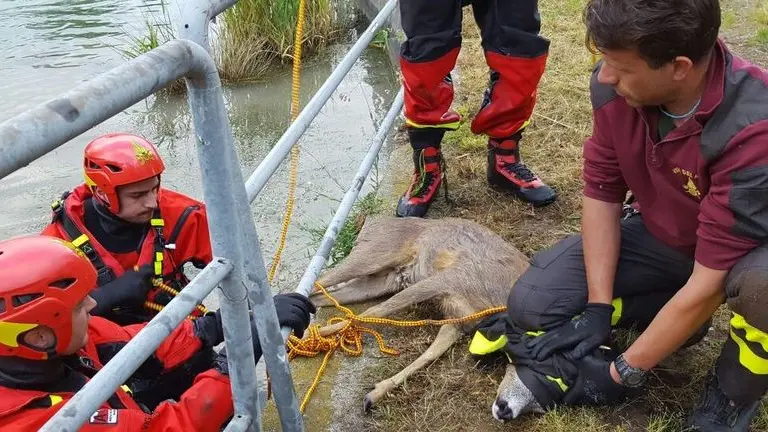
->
[624,372,644,387]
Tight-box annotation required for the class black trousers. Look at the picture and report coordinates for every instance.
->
[507,213,768,405]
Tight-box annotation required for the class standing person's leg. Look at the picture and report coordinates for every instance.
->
[469,0,556,206]
[687,244,768,431]
[503,214,696,407]
[395,0,464,218]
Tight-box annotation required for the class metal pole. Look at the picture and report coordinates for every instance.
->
[182,49,267,432]
[176,0,238,54]
[0,41,203,180]
[279,88,404,338]
[40,259,233,432]
[176,2,304,430]
[244,0,399,201]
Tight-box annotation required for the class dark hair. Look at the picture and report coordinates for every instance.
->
[584,0,721,68]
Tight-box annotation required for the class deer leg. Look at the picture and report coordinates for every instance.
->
[310,272,397,307]
[316,252,407,289]
[309,273,449,338]
[363,324,463,412]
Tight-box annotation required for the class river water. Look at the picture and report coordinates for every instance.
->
[0,0,399,290]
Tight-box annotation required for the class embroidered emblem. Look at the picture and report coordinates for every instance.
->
[673,167,701,199]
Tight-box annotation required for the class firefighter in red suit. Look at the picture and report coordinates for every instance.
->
[0,235,314,431]
[396,0,557,217]
[42,133,212,327]
[41,132,219,409]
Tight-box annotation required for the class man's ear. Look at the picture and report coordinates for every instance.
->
[671,55,695,81]
[21,327,56,351]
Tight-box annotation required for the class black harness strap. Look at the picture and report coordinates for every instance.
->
[51,192,117,286]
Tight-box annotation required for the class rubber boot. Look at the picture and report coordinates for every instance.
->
[685,371,761,431]
[487,134,556,206]
[396,128,446,218]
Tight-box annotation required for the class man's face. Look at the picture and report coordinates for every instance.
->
[596,48,680,108]
[63,295,97,354]
[114,176,160,224]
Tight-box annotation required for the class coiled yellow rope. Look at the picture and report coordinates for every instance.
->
[285,282,507,413]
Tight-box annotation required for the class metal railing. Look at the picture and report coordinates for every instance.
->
[0,0,402,430]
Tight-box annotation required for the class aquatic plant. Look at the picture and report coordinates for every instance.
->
[215,0,343,82]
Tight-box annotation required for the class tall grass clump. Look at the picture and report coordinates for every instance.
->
[215,0,342,82]
[118,0,185,94]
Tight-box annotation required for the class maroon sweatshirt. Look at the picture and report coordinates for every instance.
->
[583,39,768,271]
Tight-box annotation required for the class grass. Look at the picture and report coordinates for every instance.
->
[118,0,186,94]
[298,0,768,431]
[304,190,386,268]
[215,0,343,82]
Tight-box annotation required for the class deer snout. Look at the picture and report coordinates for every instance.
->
[493,364,544,421]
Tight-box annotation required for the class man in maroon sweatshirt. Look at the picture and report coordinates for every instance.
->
[495,0,768,430]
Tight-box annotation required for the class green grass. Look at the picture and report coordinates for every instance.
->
[215,0,342,82]
[118,0,185,94]
[305,190,386,268]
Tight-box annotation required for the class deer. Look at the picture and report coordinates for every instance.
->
[306,215,545,421]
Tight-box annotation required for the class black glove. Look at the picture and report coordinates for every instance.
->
[193,310,224,348]
[272,292,315,339]
[212,349,230,376]
[90,265,154,316]
[562,353,627,406]
[526,303,614,361]
[208,293,315,372]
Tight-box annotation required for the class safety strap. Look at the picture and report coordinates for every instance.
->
[51,192,168,284]
[51,192,116,286]
[165,205,200,247]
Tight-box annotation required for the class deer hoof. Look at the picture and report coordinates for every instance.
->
[363,394,375,413]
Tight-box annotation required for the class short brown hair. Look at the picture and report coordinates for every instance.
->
[584,0,721,68]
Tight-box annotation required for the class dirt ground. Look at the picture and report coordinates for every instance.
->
[269,0,768,431]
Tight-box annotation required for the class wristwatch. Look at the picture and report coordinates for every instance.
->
[614,353,647,388]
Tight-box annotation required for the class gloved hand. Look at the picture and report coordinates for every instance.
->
[562,353,627,406]
[207,293,315,372]
[90,265,154,316]
[272,292,316,339]
[526,303,614,361]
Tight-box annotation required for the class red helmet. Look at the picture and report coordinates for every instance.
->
[83,133,165,213]
[0,235,97,360]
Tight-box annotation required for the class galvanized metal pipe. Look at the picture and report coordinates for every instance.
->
[182,48,267,432]
[177,2,304,430]
[281,88,404,339]
[40,259,234,431]
[0,40,205,180]
[176,0,238,53]
[244,0,399,201]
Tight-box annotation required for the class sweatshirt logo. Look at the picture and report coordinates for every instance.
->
[673,167,701,200]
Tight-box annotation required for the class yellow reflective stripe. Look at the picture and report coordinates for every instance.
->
[730,312,768,375]
[405,118,461,131]
[546,375,569,392]
[729,329,768,375]
[49,395,63,406]
[121,384,133,396]
[150,219,165,227]
[155,252,164,262]
[611,297,623,326]
[71,234,90,248]
[154,261,163,276]
[731,313,768,352]
[525,330,545,337]
[0,322,38,348]
[468,331,508,355]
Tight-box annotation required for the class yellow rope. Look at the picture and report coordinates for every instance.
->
[284,282,507,413]
[267,0,308,283]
